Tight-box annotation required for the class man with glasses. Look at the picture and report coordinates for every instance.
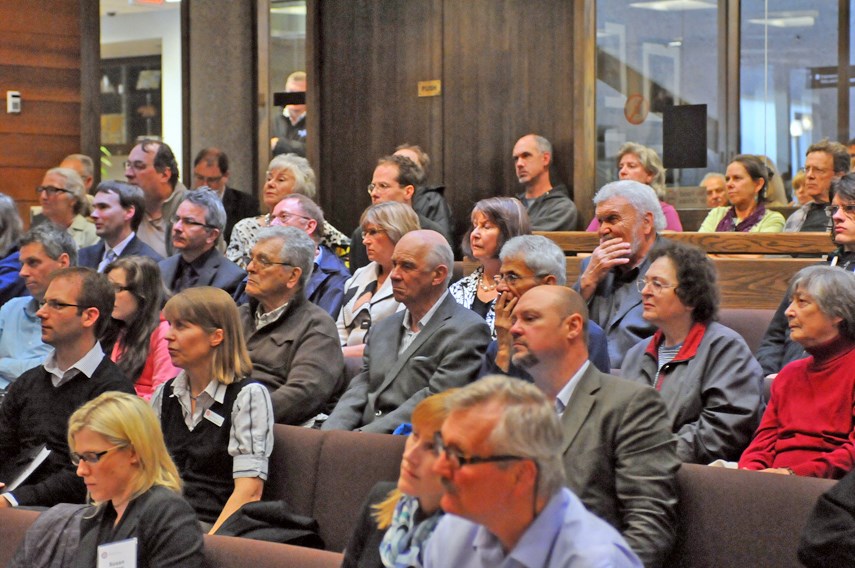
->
[784,139,850,233]
[158,189,245,296]
[513,133,578,231]
[0,267,133,508]
[507,285,679,567]
[424,374,641,568]
[192,147,259,244]
[239,226,344,425]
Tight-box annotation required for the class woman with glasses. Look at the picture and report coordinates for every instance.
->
[103,256,177,400]
[342,390,454,568]
[450,197,530,336]
[151,286,274,533]
[35,168,99,249]
[226,153,349,269]
[621,240,764,464]
[338,202,420,358]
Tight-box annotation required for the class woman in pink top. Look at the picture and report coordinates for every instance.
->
[587,142,683,232]
[105,256,178,399]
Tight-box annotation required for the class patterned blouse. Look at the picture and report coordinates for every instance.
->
[449,265,496,337]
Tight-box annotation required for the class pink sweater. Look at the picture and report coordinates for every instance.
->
[111,319,179,400]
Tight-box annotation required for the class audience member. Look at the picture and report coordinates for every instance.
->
[739,266,855,478]
[621,241,765,463]
[59,154,95,195]
[512,134,578,231]
[0,194,26,306]
[35,167,98,249]
[192,147,259,244]
[762,156,789,207]
[104,256,177,400]
[0,224,76,386]
[158,189,245,296]
[425,375,642,568]
[323,230,490,433]
[698,155,785,233]
[394,143,453,244]
[575,180,664,368]
[791,169,809,206]
[784,139,849,233]
[125,139,187,258]
[849,137,855,172]
[450,197,530,335]
[271,70,308,157]
[78,180,163,271]
[0,267,132,508]
[798,465,855,566]
[509,286,679,566]
[701,172,727,208]
[152,287,274,533]
[338,202,419,359]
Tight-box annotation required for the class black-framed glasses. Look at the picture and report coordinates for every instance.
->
[38,299,81,311]
[71,446,122,466]
[433,432,527,469]
[636,278,677,295]
[826,204,855,219]
[123,160,148,171]
[36,185,72,197]
[247,254,294,269]
[171,215,216,230]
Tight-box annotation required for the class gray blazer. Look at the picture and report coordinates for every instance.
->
[158,248,246,296]
[322,293,490,434]
[561,364,680,568]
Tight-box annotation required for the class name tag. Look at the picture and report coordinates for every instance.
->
[204,408,225,427]
[98,537,137,568]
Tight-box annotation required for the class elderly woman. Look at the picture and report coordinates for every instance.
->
[0,193,26,304]
[338,202,420,358]
[587,142,682,231]
[739,266,855,478]
[450,197,530,335]
[36,167,98,248]
[342,390,454,568]
[226,154,348,268]
[699,155,785,233]
[151,287,274,532]
[622,241,765,463]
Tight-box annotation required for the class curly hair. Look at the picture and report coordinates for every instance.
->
[650,240,719,323]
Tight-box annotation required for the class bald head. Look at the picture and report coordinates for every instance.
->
[524,286,588,325]
[391,229,453,312]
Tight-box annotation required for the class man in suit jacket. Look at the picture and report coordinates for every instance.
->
[78,181,163,271]
[192,147,259,244]
[158,189,245,296]
[323,230,490,434]
[575,180,665,368]
[510,286,680,568]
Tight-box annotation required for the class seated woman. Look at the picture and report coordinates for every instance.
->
[699,155,785,233]
[0,193,26,305]
[739,265,855,478]
[342,390,453,568]
[338,202,420,358]
[622,241,764,463]
[70,391,203,567]
[104,256,178,400]
[450,197,530,335]
[151,286,274,532]
[35,167,99,249]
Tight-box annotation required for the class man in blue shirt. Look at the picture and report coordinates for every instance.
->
[424,375,641,568]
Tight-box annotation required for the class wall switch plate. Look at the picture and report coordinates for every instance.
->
[7,92,21,114]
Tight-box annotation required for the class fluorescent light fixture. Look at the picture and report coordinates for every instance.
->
[667,39,683,47]
[271,4,307,16]
[747,11,817,28]
[630,0,715,11]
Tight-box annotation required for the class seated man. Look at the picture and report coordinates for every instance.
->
[0,225,76,387]
[425,375,641,568]
[158,189,245,296]
[513,134,578,231]
[393,144,454,243]
[0,267,133,507]
[510,286,680,567]
[240,226,345,425]
[322,230,490,433]
[191,147,259,244]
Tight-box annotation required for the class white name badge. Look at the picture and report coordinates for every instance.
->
[204,408,225,427]
[98,537,137,568]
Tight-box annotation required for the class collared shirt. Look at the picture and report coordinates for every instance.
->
[399,290,448,355]
[97,232,136,272]
[555,360,590,416]
[255,301,289,330]
[0,296,50,386]
[42,341,105,388]
[150,371,274,479]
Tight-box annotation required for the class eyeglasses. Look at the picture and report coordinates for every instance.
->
[636,278,677,294]
[171,215,216,230]
[193,174,223,186]
[36,185,72,197]
[248,254,294,269]
[38,299,81,311]
[110,283,131,293]
[433,432,527,469]
[273,211,312,224]
[367,182,398,195]
[826,204,855,219]
[71,446,122,466]
[493,273,543,286]
[123,160,148,172]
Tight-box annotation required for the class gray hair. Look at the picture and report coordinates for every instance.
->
[700,172,725,186]
[255,226,315,289]
[530,134,553,156]
[617,142,666,198]
[0,193,23,258]
[267,153,317,200]
[180,188,227,236]
[593,180,666,231]
[447,375,565,501]
[424,233,454,287]
[499,235,566,285]
[360,201,420,244]
[20,223,78,266]
[789,265,855,341]
[46,167,87,215]
[280,194,325,241]
[62,154,95,181]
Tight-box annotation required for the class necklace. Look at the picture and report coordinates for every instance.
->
[479,274,497,292]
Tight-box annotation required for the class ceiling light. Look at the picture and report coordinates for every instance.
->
[630,0,716,11]
[747,11,817,28]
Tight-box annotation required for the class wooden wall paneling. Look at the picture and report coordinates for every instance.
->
[572,0,597,224]
[80,0,101,186]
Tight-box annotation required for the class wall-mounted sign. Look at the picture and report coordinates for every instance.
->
[418,80,442,97]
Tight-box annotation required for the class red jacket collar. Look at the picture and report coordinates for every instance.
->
[644,320,709,362]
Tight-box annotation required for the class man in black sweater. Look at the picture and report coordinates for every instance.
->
[0,267,132,508]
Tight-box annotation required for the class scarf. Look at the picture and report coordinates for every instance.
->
[715,203,767,232]
[378,495,442,568]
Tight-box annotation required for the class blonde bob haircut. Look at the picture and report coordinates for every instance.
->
[68,392,182,503]
[360,201,421,245]
[163,286,252,384]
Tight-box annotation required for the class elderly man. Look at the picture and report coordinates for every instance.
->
[158,189,245,296]
[78,181,163,271]
[240,226,344,425]
[510,286,680,567]
[34,167,98,249]
[425,375,641,568]
[0,267,133,508]
[393,143,453,242]
[59,154,95,194]
[192,147,259,243]
[785,139,850,233]
[270,194,349,318]
[0,225,76,387]
[125,139,187,258]
[323,230,490,433]
[575,180,664,368]
[513,134,578,231]
[480,234,610,378]
[701,172,728,208]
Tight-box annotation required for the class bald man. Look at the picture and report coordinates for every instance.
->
[513,134,578,230]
